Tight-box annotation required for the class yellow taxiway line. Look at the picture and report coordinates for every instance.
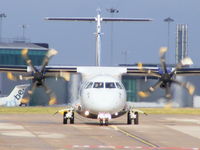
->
[110,125,158,148]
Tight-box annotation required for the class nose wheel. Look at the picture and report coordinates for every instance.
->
[98,113,111,126]
[99,118,109,126]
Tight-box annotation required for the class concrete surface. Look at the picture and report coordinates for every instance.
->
[0,113,200,150]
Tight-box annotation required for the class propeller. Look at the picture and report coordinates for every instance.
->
[7,48,70,105]
[138,47,195,99]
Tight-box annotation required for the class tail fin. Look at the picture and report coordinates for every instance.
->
[2,84,30,106]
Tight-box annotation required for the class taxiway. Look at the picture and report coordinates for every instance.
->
[0,113,200,150]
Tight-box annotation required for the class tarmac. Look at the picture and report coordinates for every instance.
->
[0,113,200,150]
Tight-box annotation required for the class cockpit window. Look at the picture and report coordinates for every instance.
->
[86,82,93,89]
[93,82,104,88]
[116,82,123,89]
[105,82,116,88]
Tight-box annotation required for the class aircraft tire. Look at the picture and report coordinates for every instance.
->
[70,112,74,124]
[100,119,103,126]
[63,112,67,124]
[133,112,139,125]
[127,112,132,125]
[105,119,109,126]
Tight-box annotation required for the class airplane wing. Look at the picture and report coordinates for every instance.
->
[176,68,200,76]
[126,67,200,77]
[45,66,77,73]
[1,65,200,77]
[0,65,27,73]
[1,65,200,99]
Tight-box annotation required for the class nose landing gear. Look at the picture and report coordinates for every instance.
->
[98,113,111,126]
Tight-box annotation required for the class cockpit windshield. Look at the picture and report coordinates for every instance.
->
[116,82,123,89]
[86,81,124,89]
[93,82,104,88]
[105,82,116,88]
[86,82,93,89]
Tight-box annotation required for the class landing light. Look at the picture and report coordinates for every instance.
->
[85,111,90,116]
[115,112,118,116]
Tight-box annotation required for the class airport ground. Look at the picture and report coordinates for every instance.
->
[0,108,200,150]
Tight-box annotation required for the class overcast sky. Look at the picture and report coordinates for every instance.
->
[1,0,200,66]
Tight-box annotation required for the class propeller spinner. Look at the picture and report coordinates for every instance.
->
[138,47,195,99]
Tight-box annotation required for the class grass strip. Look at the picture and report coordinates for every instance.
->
[0,107,200,114]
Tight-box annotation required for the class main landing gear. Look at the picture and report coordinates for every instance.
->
[127,109,147,125]
[63,108,75,124]
[98,113,111,126]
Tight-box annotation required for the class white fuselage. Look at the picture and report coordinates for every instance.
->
[79,75,127,118]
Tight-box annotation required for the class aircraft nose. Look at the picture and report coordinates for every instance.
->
[86,90,125,113]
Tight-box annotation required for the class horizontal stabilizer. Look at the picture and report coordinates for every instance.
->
[45,17,152,22]
[102,18,152,22]
[45,17,96,21]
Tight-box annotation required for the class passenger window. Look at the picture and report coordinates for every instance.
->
[105,82,116,88]
[93,82,104,88]
[116,82,123,89]
[86,82,93,89]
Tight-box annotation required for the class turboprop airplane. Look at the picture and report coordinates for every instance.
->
[0,10,199,125]
[0,84,30,107]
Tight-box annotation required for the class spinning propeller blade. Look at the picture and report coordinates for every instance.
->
[138,47,195,99]
[21,48,37,73]
[6,48,66,105]
[41,49,58,73]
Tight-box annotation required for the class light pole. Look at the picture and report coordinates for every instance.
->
[164,17,174,51]
[0,13,6,42]
[21,24,28,40]
[106,8,119,65]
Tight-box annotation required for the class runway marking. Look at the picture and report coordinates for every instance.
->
[1,131,35,137]
[0,130,65,139]
[35,132,65,139]
[65,145,200,149]
[0,123,65,139]
[0,123,24,130]
[110,125,158,148]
